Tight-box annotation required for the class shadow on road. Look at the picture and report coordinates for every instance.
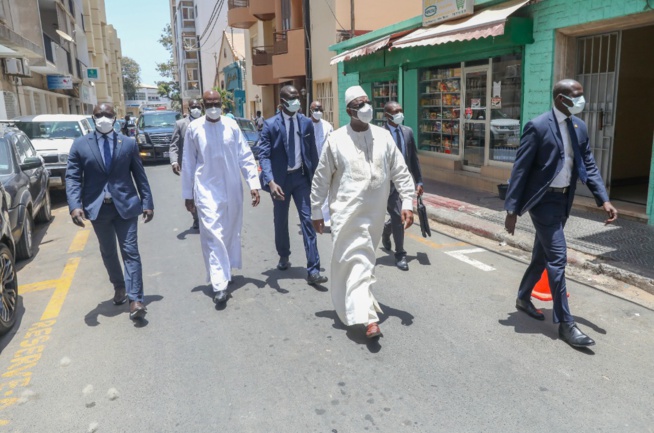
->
[0,296,25,355]
[84,294,164,327]
[260,267,313,294]
[176,227,199,240]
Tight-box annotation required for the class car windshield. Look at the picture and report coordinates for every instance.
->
[139,113,181,128]
[0,138,14,175]
[15,121,83,139]
[236,119,256,132]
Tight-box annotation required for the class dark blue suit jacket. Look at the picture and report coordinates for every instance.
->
[504,109,609,217]
[257,112,319,192]
[384,123,423,185]
[66,132,154,221]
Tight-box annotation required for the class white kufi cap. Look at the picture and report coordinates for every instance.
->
[344,85,367,106]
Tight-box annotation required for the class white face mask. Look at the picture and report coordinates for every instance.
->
[190,108,202,118]
[353,103,373,124]
[561,94,586,115]
[387,112,404,125]
[95,116,115,134]
[311,110,323,121]
[282,98,302,114]
[206,107,222,120]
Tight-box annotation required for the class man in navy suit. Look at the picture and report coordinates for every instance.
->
[504,79,618,348]
[66,103,154,320]
[258,85,327,285]
[381,101,424,271]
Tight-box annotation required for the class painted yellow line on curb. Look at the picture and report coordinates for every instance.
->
[406,232,467,250]
[40,257,80,321]
[18,280,58,295]
[67,229,90,254]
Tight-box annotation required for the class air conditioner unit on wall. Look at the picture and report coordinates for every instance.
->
[21,58,32,77]
[4,58,23,76]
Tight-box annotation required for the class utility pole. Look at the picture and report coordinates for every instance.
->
[303,0,312,115]
[350,0,355,38]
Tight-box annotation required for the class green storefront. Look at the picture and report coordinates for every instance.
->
[331,0,654,225]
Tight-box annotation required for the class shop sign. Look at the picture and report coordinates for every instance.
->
[422,0,474,27]
[223,62,242,92]
[46,75,73,90]
[87,68,99,81]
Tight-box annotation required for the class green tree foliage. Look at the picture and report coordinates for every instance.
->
[122,57,141,99]
[212,87,234,111]
[156,23,181,110]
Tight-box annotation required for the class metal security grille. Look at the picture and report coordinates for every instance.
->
[575,32,621,189]
[316,81,334,124]
[3,92,18,119]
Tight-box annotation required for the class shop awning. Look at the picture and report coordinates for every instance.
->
[392,0,530,49]
[330,36,391,65]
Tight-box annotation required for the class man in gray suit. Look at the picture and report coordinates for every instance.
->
[170,99,202,229]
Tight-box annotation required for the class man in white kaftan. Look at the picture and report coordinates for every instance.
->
[182,90,261,305]
[310,100,334,226]
[311,86,415,338]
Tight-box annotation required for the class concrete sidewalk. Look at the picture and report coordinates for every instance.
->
[419,179,654,294]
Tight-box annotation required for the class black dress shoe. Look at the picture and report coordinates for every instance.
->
[129,301,147,320]
[307,272,328,285]
[515,298,545,321]
[396,257,409,271]
[113,287,127,305]
[381,236,392,251]
[559,322,595,348]
[277,257,290,271]
[192,220,199,230]
[213,290,228,304]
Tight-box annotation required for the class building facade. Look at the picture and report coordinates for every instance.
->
[0,0,124,119]
[124,84,172,116]
[331,0,654,224]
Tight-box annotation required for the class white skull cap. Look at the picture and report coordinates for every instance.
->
[345,85,367,106]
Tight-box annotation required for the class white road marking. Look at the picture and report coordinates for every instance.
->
[444,248,496,272]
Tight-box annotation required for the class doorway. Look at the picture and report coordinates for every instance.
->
[462,67,490,171]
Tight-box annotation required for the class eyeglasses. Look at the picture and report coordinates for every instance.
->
[348,100,369,110]
[311,108,323,112]
[93,112,115,119]
[204,102,222,108]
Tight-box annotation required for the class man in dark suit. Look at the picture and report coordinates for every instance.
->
[381,101,423,271]
[66,103,154,320]
[170,99,202,229]
[504,79,618,348]
[258,85,327,285]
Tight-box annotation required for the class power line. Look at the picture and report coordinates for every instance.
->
[322,0,346,31]
[199,0,225,48]
[197,0,222,41]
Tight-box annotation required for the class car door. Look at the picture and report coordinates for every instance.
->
[14,134,44,206]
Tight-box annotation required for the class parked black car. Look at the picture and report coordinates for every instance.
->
[0,125,51,261]
[136,110,181,162]
[0,182,18,335]
[234,117,261,159]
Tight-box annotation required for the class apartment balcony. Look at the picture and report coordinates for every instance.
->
[227,0,256,29]
[272,29,305,79]
[249,0,275,21]
[252,46,279,86]
[30,33,72,76]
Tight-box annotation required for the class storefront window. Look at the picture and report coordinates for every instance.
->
[489,54,522,163]
[418,64,462,155]
[371,80,398,127]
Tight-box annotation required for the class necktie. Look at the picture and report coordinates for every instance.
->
[287,116,296,168]
[394,127,404,159]
[102,134,112,173]
[565,118,587,184]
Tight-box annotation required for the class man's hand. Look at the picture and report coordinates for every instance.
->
[70,208,86,228]
[251,189,260,207]
[602,202,618,225]
[312,219,325,234]
[185,199,196,214]
[416,184,424,197]
[269,181,285,201]
[143,209,154,223]
[172,163,181,176]
[505,213,517,235]
[401,210,414,230]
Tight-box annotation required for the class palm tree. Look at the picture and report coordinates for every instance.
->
[212,87,234,112]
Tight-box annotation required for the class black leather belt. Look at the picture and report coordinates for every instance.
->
[547,187,569,193]
[103,197,113,204]
[287,166,303,174]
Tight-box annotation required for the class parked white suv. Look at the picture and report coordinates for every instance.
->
[13,115,93,188]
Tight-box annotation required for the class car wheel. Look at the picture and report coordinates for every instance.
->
[0,243,17,335]
[35,189,52,223]
[16,211,34,261]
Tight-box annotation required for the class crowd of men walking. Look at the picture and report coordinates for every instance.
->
[64,78,618,349]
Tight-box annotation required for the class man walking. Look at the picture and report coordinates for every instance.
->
[66,103,154,320]
[170,99,202,229]
[504,79,618,349]
[258,85,327,285]
[255,110,264,132]
[311,86,415,339]
[381,101,423,271]
[182,90,261,305]
[309,100,333,227]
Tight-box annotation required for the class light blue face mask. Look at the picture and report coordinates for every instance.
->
[282,98,302,113]
[561,94,586,115]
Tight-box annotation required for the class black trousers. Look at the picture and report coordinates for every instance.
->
[382,189,406,260]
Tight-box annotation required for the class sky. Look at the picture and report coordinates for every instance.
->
[105,0,171,86]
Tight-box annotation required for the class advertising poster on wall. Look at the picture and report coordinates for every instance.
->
[422,0,474,27]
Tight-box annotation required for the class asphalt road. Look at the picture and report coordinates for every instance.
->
[1,164,653,432]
